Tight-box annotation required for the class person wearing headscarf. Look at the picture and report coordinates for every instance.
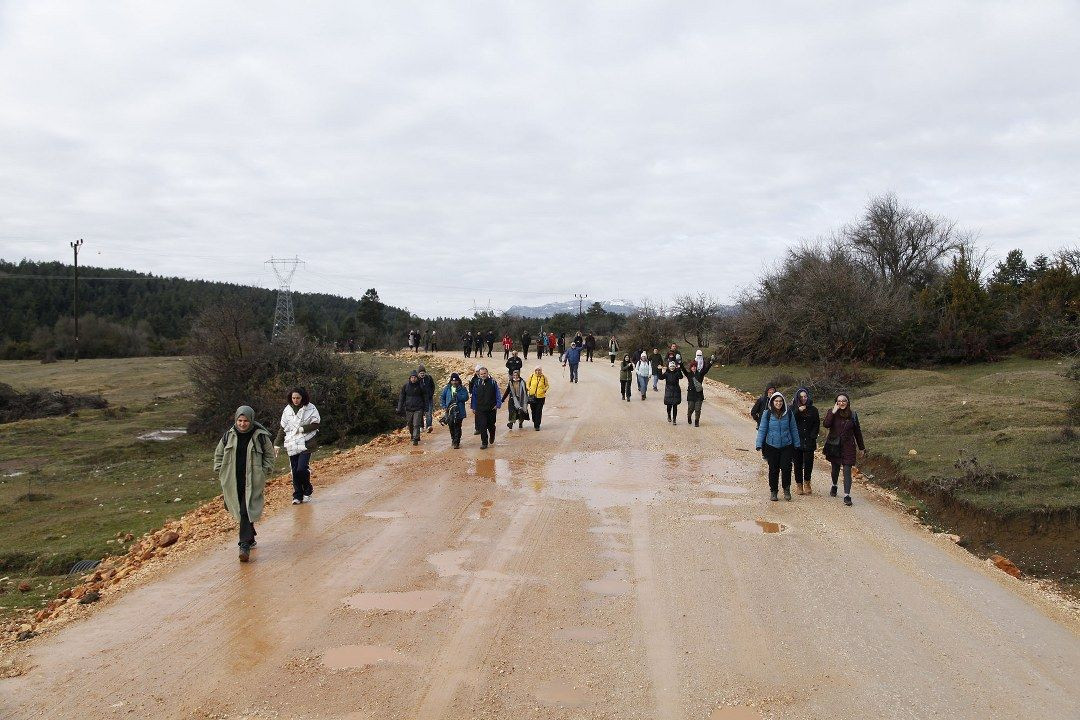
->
[755,392,801,501]
[791,387,820,495]
[214,406,275,562]
[634,352,653,400]
[608,336,621,365]
[274,387,321,505]
[526,365,549,430]
[503,368,530,430]
[619,353,634,401]
[439,372,469,449]
[823,393,866,506]
[681,352,715,427]
[656,360,686,424]
[398,371,427,446]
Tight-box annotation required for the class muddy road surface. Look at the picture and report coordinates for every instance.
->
[2,352,1078,719]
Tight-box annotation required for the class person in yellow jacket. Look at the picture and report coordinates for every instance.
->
[525,366,549,431]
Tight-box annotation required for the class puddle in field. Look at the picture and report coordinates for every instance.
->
[553,626,611,644]
[364,511,406,519]
[583,567,630,596]
[710,708,762,720]
[343,589,448,612]
[534,679,592,707]
[695,497,741,507]
[479,499,494,517]
[322,645,407,669]
[428,549,470,577]
[137,428,187,442]
[732,519,789,534]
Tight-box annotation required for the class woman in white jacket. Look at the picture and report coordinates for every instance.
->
[634,352,653,400]
[274,387,321,505]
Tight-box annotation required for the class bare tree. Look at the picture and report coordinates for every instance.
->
[844,192,967,288]
[673,293,722,347]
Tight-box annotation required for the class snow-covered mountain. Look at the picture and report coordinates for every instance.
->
[505,299,637,318]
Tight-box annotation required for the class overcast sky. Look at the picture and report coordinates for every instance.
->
[1,1,1078,317]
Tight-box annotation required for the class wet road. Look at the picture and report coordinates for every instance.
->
[2,352,1078,719]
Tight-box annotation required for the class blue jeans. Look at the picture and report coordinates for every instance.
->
[423,398,433,428]
[289,451,312,500]
[636,374,649,397]
[651,373,659,391]
[569,362,579,382]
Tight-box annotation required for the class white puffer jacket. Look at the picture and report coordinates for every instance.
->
[280,403,321,456]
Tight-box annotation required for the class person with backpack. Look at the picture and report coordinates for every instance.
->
[755,392,801,501]
[608,336,620,365]
[563,341,583,383]
[619,353,634,401]
[470,366,503,449]
[682,353,715,427]
[439,373,469,449]
[823,393,866,506]
[502,333,513,360]
[656,360,685,424]
[791,387,820,495]
[526,366,549,430]
[503,368,530,430]
[215,406,275,562]
[750,385,778,424]
[634,351,653,399]
[417,364,436,433]
[274,387,321,505]
[397,371,427,446]
[521,330,532,360]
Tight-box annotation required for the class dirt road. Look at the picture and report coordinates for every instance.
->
[2,351,1078,719]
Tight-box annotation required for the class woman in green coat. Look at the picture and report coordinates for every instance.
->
[214,406,276,562]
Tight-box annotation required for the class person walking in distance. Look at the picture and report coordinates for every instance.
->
[585,332,596,362]
[429,329,437,352]
[756,392,801,501]
[439,373,469,449]
[574,329,584,347]
[470,367,502,449]
[619,353,634,401]
[536,333,545,360]
[682,353,715,427]
[563,340,583,383]
[502,333,513,360]
[650,348,663,392]
[473,332,484,358]
[526,365,549,430]
[823,393,865,506]
[750,384,778,424]
[485,329,495,357]
[215,406,275,562]
[557,333,566,361]
[463,331,472,358]
[548,331,557,356]
[635,352,652,400]
[608,335,620,365]
[398,371,427,446]
[417,364,436,433]
[503,368,529,430]
[656,360,685,424]
[521,329,532,360]
[791,387,820,495]
[274,387,321,505]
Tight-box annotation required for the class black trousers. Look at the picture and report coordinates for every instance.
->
[762,444,794,492]
[487,342,494,356]
[529,398,545,428]
[236,471,256,547]
[620,379,632,400]
[448,418,462,445]
[585,347,594,361]
[475,409,496,443]
[666,402,679,422]
[289,451,313,500]
[523,346,530,359]
[793,447,814,485]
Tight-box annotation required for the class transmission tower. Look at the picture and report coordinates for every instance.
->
[266,256,304,339]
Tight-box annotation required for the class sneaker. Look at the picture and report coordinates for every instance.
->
[412,439,419,446]
[427,426,433,433]
[844,496,853,506]
[830,485,838,497]
[694,421,699,427]
[249,539,257,547]
[507,422,513,429]
[770,491,778,501]
[303,495,311,502]
[534,426,540,431]
[238,545,250,562]
[292,498,301,505]
[783,490,792,501]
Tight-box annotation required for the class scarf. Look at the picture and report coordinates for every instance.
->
[507,377,528,409]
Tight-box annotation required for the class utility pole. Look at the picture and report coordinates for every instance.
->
[574,293,588,320]
[70,239,84,362]
[266,256,304,340]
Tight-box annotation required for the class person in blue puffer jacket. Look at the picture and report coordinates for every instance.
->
[755,392,801,501]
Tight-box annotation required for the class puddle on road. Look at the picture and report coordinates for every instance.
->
[534,679,592,707]
[471,458,511,483]
[322,644,407,669]
[364,511,407,519]
[695,497,741,507]
[410,449,425,455]
[479,499,494,518]
[732,519,789,534]
[710,707,762,720]
[428,549,471,577]
[583,568,630,596]
[343,589,449,612]
[553,626,611,644]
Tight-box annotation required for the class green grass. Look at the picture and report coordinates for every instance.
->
[0,352,421,619]
[705,355,1080,514]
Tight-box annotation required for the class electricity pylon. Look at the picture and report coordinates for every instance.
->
[266,256,304,339]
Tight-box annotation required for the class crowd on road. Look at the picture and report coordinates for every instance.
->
[212,331,868,562]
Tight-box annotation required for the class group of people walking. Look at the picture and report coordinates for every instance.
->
[431,363,550,450]
[752,384,866,505]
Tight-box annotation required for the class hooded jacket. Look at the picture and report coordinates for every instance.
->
[658,364,685,405]
[791,387,820,450]
[823,405,865,465]
[398,376,427,412]
[756,393,802,450]
[214,422,275,523]
[619,359,634,382]
[635,357,653,378]
[750,387,775,424]
[439,382,469,419]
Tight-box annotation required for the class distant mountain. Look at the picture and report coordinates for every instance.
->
[505,299,637,318]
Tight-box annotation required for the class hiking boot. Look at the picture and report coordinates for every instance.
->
[783,489,792,501]
[844,495,853,506]
[412,439,419,446]
[694,420,699,427]
[238,545,250,563]
[805,481,812,495]
[770,491,778,501]
[507,421,513,429]
[427,426,433,433]
[481,442,488,450]
[796,483,804,495]
[303,494,311,503]
[830,485,838,497]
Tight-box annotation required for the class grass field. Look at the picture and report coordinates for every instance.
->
[0,352,421,619]
[702,355,1080,514]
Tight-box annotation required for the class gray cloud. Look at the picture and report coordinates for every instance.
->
[1,1,1078,316]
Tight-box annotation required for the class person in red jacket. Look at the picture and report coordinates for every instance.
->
[547,332,557,356]
[501,334,513,360]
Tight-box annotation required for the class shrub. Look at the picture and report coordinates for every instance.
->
[0,382,108,424]
[796,362,876,401]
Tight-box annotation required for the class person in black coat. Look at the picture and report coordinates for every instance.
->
[397,371,427,445]
[485,329,495,357]
[791,387,820,494]
[656,360,685,424]
[417,365,437,433]
[750,385,778,424]
[505,350,523,377]
[681,353,715,427]
[521,331,532,360]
